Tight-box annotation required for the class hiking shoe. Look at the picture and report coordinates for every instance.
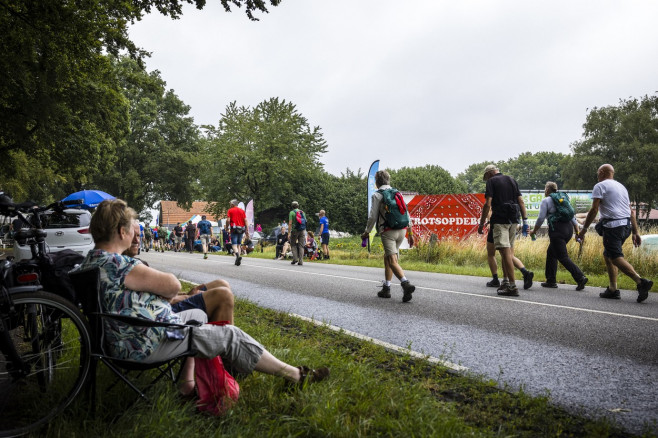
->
[599,288,620,299]
[291,261,298,265]
[297,262,303,266]
[497,280,509,292]
[541,282,558,288]
[576,276,588,291]
[486,278,500,287]
[497,284,519,297]
[203,254,208,260]
[377,285,391,298]
[401,281,415,302]
[235,256,242,266]
[523,270,534,290]
[637,278,653,303]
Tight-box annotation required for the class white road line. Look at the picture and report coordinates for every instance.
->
[165,253,658,323]
[290,314,468,373]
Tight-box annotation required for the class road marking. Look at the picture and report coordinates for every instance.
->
[160,253,658,323]
[291,314,468,373]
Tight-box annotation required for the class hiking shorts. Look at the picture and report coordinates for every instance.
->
[200,234,211,245]
[145,308,264,376]
[174,235,183,244]
[381,228,406,256]
[493,223,517,249]
[602,224,631,259]
[321,233,330,245]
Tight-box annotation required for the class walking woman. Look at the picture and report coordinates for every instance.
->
[529,182,588,291]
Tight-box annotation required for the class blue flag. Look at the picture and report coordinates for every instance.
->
[367,160,380,252]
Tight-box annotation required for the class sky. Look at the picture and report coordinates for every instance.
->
[128,0,658,178]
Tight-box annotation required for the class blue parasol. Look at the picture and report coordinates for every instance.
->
[62,190,115,209]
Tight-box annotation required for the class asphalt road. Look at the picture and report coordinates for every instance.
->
[140,250,658,435]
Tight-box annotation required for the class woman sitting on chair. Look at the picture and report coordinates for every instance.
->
[79,199,329,393]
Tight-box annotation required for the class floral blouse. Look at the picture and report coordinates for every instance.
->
[80,249,181,361]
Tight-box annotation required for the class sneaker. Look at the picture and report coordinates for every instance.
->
[637,278,653,303]
[235,256,242,266]
[486,278,500,287]
[576,276,588,291]
[541,282,558,288]
[377,284,391,298]
[203,254,208,260]
[599,288,620,299]
[401,281,415,302]
[497,280,509,292]
[297,262,303,266]
[523,270,534,290]
[291,261,298,265]
[497,284,519,297]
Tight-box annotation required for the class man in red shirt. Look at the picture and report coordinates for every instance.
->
[227,199,250,266]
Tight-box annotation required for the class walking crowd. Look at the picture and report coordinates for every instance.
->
[64,160,652,417]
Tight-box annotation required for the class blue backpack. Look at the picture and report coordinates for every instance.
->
[294,210,307,231]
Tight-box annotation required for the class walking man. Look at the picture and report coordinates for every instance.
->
[288,201,306,266]
[173,222,184,252]
[478,164,530,297]
[185,220,196,253]
[361,170,415,302]
[227,199,249,266]
[317,209,330,260]
[197,215,213,260]
[529,182,587,291]
[577,164,653,302]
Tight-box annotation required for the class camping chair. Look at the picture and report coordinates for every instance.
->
[70,267,198,412]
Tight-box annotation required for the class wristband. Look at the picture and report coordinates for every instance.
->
[522,219,528,225]
[200,284,207,291]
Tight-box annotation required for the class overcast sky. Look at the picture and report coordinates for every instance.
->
[128,0,658,177]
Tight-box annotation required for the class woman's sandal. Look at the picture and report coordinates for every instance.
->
[287,366,330,388]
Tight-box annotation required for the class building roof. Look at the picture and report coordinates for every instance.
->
[159,201,223,226]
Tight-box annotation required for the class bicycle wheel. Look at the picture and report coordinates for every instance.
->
[0,291,91,437]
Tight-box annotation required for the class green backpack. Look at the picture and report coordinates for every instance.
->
[378,188,410,230]
[548,191,575,230]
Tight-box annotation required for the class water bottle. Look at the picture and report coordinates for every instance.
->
[531,233,536,241]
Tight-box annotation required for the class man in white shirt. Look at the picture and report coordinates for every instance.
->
[578,164,653,302]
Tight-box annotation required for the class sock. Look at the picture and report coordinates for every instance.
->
[400,276,408,283]
[384,281,391,287]
[520,267,528,275]
[492,274,499,280]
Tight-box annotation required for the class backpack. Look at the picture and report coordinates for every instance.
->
[38,249,85,304]
[378,188,409,229]
[548,191,575,230]
[294,210,307,231]
[144,227,152,238]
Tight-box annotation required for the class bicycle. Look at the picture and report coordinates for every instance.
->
[0,193,91,438]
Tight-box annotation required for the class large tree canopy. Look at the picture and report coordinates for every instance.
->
[457,152,569,193]
[202,98,327,218]
[388,165,466,194]
[0,0,281,203]
[563,94,658,219]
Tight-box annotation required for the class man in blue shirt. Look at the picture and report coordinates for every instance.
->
[317,210,330,260]
[197,215,213,260]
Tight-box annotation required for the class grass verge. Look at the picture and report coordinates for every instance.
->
[39,290,652,437]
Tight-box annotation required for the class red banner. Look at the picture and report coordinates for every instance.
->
[405,194,485,241]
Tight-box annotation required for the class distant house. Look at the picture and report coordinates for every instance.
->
[158,201,223,229]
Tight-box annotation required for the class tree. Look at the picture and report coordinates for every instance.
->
[564,94,658,221]
[388,165,466,194]
[202,98,327,220]
[457,152,569,194]
[94,57,203,214]
[0,0,281,202]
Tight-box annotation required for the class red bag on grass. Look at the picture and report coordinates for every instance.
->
[194,321,240,415]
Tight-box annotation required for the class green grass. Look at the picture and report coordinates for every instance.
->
[41,295,649,437]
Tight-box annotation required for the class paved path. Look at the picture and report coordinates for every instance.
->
[141,251,658,435]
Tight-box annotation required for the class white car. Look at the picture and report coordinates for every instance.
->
[13,208,94,261]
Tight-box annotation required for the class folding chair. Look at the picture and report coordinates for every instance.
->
[70,267,198,412]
